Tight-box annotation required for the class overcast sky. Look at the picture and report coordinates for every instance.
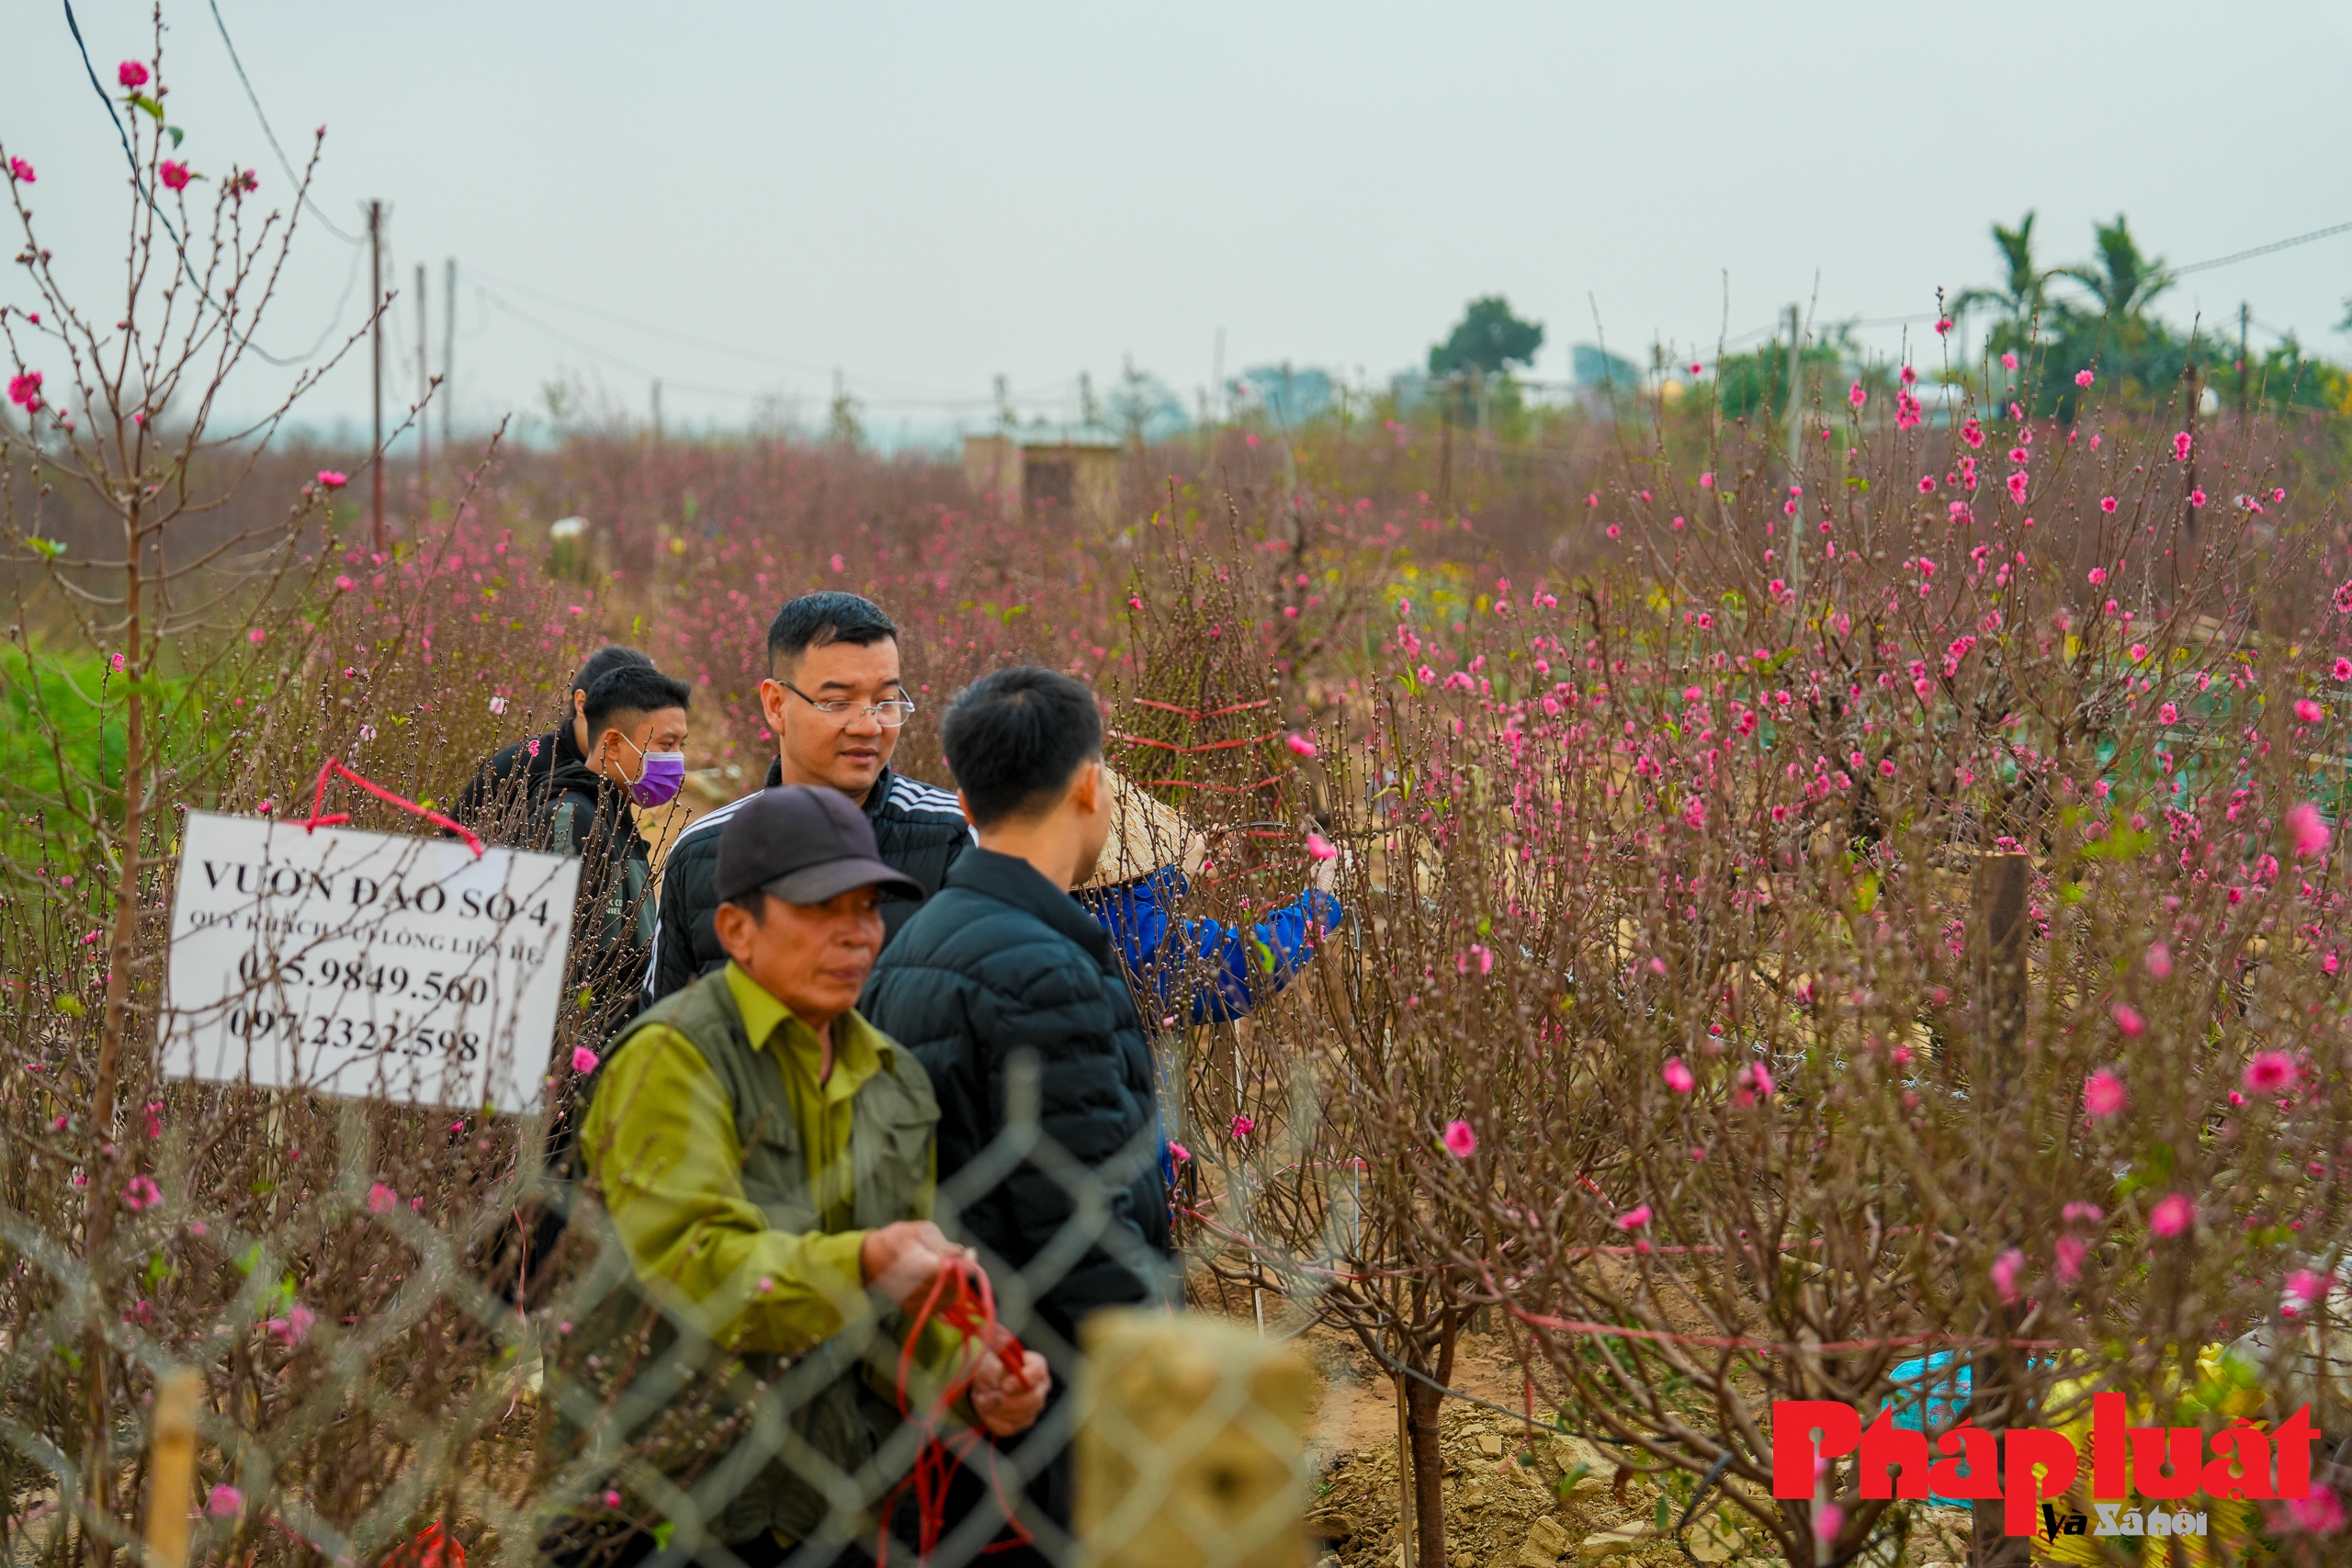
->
[9,1,2352,446]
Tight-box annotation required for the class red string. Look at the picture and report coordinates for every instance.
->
[1136,776,1284,795]
[1503,1304,2061,1356]
[300,758,484,857]
[1129,698,1276,720]
[878,1258,1034,1568]
[1110,729,1282,755]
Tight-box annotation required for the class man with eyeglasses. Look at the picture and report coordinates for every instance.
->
[640,592,971,1010]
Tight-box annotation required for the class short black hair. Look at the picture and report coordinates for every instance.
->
[582,664,692,741]
[940,667,1102,828]
[766,592,898,676]
[572,644,654,700]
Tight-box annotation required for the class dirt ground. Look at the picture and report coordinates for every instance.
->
[1294,1323,1973,1567]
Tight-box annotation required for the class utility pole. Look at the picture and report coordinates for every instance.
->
[1783,302,1804,602]
[650,378,663,442]
[442,257,456,454]
[368,199,384,555]
[2238,302,2251,422]
[1967,852,2032,1568]
[414,262,429,491]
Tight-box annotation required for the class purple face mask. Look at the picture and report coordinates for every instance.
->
[629,750,686,808]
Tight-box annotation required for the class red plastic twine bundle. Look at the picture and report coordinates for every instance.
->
[880,1257,1035,1567]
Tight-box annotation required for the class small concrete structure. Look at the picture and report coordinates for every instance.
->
[1076,1309,1316,1568]
[963,434,1122,525]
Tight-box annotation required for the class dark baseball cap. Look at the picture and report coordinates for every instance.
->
[713,785,924,907]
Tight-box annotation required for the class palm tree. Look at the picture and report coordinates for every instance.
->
[2062,215,2170,330]
[1952,211,2055,346]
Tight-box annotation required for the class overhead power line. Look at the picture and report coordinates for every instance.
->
[2172,219,2352,278]
[59,0,360,368]
[477,288,1029,412]
[207,0,363,244]
[467,266,1069,403]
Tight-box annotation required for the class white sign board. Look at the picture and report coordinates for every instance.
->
[165,811,581,1113]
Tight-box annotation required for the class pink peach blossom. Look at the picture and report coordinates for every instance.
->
[1442,1119,1476,1158]
[2244,1051,2297,1093]
[1989,1247,2025,1305]
[2282,1483,2347,1536]
[2289,801,2331,857]
[2083,1070,2127,1119]
[2148,1192,2194,1237]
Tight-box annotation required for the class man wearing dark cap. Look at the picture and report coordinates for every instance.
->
[551,786,1048,1568]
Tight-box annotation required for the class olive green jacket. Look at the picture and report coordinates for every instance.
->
[551,964,942,1545]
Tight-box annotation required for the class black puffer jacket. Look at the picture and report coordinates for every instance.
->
[859,846,1175,1348]
[452,723,578,841]
[638,760,972,1010]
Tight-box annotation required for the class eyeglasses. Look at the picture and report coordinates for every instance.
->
[778,682,917,728]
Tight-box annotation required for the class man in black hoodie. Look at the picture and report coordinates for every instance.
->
[475,660,692,1304]
[639,592,972,1010]
[453,644,656,837]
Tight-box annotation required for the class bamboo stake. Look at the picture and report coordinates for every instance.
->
[142,1369,202,1568]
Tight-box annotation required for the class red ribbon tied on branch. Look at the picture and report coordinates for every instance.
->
[300,757,484,857]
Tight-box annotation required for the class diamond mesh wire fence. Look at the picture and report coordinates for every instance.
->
[0,1043,1323,1568]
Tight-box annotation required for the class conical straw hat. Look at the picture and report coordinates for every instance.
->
[1081,767,1208,890]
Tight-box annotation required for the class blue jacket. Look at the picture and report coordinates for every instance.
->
[1080,868,1340,1026]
